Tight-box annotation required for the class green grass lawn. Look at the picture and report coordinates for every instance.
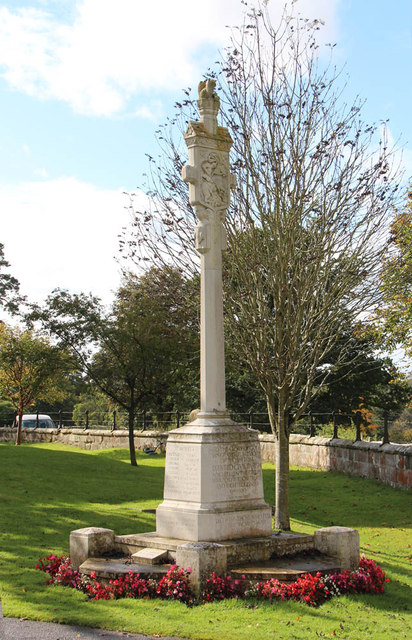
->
[0,442,410,640]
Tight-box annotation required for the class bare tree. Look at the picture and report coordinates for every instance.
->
[120,3,402,529]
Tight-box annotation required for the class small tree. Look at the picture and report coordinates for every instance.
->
[0,324,72,444]
[31,267,199,465]
[0,243,22,315]
[121,4,402,528]
[373,183,412,358]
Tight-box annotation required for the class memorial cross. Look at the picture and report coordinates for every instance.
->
[182,79,236,416]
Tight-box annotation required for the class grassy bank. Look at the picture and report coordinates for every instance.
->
[0,442,410,639]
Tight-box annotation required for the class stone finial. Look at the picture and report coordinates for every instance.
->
[198,79,220,135]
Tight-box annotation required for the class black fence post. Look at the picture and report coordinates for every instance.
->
[309,411,315,437]
[112,410,116,432]
[36,412,39,428]
[176,410,180,429]
[142,410,146,431]
[354,411,362,441]
[382,411,390,444]
[249,411,254,430]
[85,410,89,430]
[332,411,338,439]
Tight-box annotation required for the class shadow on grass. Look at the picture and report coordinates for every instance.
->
[0,443,410,622]
[262,466,412,531]
[0,444,163,598]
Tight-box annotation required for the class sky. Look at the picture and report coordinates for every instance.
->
[1,0,412,313]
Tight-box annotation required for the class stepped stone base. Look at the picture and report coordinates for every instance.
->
[71,527,359,592]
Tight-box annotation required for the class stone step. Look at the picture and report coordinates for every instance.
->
[229,553,340,584]
[131,547,169,565]
[79,557,170,582]
[114,532,191,554]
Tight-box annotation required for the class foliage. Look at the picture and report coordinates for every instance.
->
[374,183,412,357]
[256,559,383,606]
[326,556,389,595]
[310,330,410,416]
[72,389,124,427]
[0,398,14,425]
[0,324,73,443]
[201,572,246,602]
[0,242,22,315]
[389,405,412,443]
[29,266,199,464]
[35,554,82,589]
[251,556,388,607]
[154,565,193,603]
[36,553,387,609]
[121,3,401,529]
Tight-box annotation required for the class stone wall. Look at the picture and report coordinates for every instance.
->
[260,434,411,490]
[1,427,410,490]
[0,427,168,453]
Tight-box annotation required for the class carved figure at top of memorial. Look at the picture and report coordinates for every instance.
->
[197,78,220,136]
[198,78,220,105]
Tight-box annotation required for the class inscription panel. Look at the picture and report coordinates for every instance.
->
[203,441,264,502]
[163,443,201,501]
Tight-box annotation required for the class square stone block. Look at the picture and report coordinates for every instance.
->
[176,542,227,595]
[314,526,359,570]
[70,527,115,570]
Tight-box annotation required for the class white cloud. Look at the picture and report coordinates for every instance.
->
[381,124,412,184]
[0,0,340,116]
[0,177,135,305]
[34,167,49,178]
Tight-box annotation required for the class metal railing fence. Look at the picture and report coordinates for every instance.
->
[1,408,408,444]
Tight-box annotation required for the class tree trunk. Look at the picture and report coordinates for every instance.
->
[267,397,290,530]
[15,410,23,446]
[128,403,138,467]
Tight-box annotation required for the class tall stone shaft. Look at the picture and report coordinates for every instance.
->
[155,80,272,542]
[181,79,234,415]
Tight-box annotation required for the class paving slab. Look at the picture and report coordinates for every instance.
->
[229,553,340,582]
[79,558,170,580]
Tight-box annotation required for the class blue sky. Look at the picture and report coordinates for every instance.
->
[1,0,411,310]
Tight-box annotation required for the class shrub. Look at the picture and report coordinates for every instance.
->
[36,553,388,607]
[201,572,246,602]
[250,555,389,607]
[327,555,389,595]
[35,554,82,589]
[250,571,332,607]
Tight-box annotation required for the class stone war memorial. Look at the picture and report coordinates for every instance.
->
[70,80,360,592]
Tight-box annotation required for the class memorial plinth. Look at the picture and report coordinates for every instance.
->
[156,80,272,542]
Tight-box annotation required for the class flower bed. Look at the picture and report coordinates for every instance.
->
[36,554,388,608]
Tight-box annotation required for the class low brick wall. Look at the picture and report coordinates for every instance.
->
[260,434,411,490]
[1,427,410,490]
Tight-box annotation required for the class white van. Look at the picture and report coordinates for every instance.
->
[14,414,56,429]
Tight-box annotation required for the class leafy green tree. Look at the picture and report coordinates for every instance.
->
[31,267,199,465]
[374,183,412,357]
[0,398,14,426]
[310,329,410,416]
[121,5,401,527]
[390,404,412,443]
[72,389,122,427]
[0,243,22,315]
[0,324,73,444]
